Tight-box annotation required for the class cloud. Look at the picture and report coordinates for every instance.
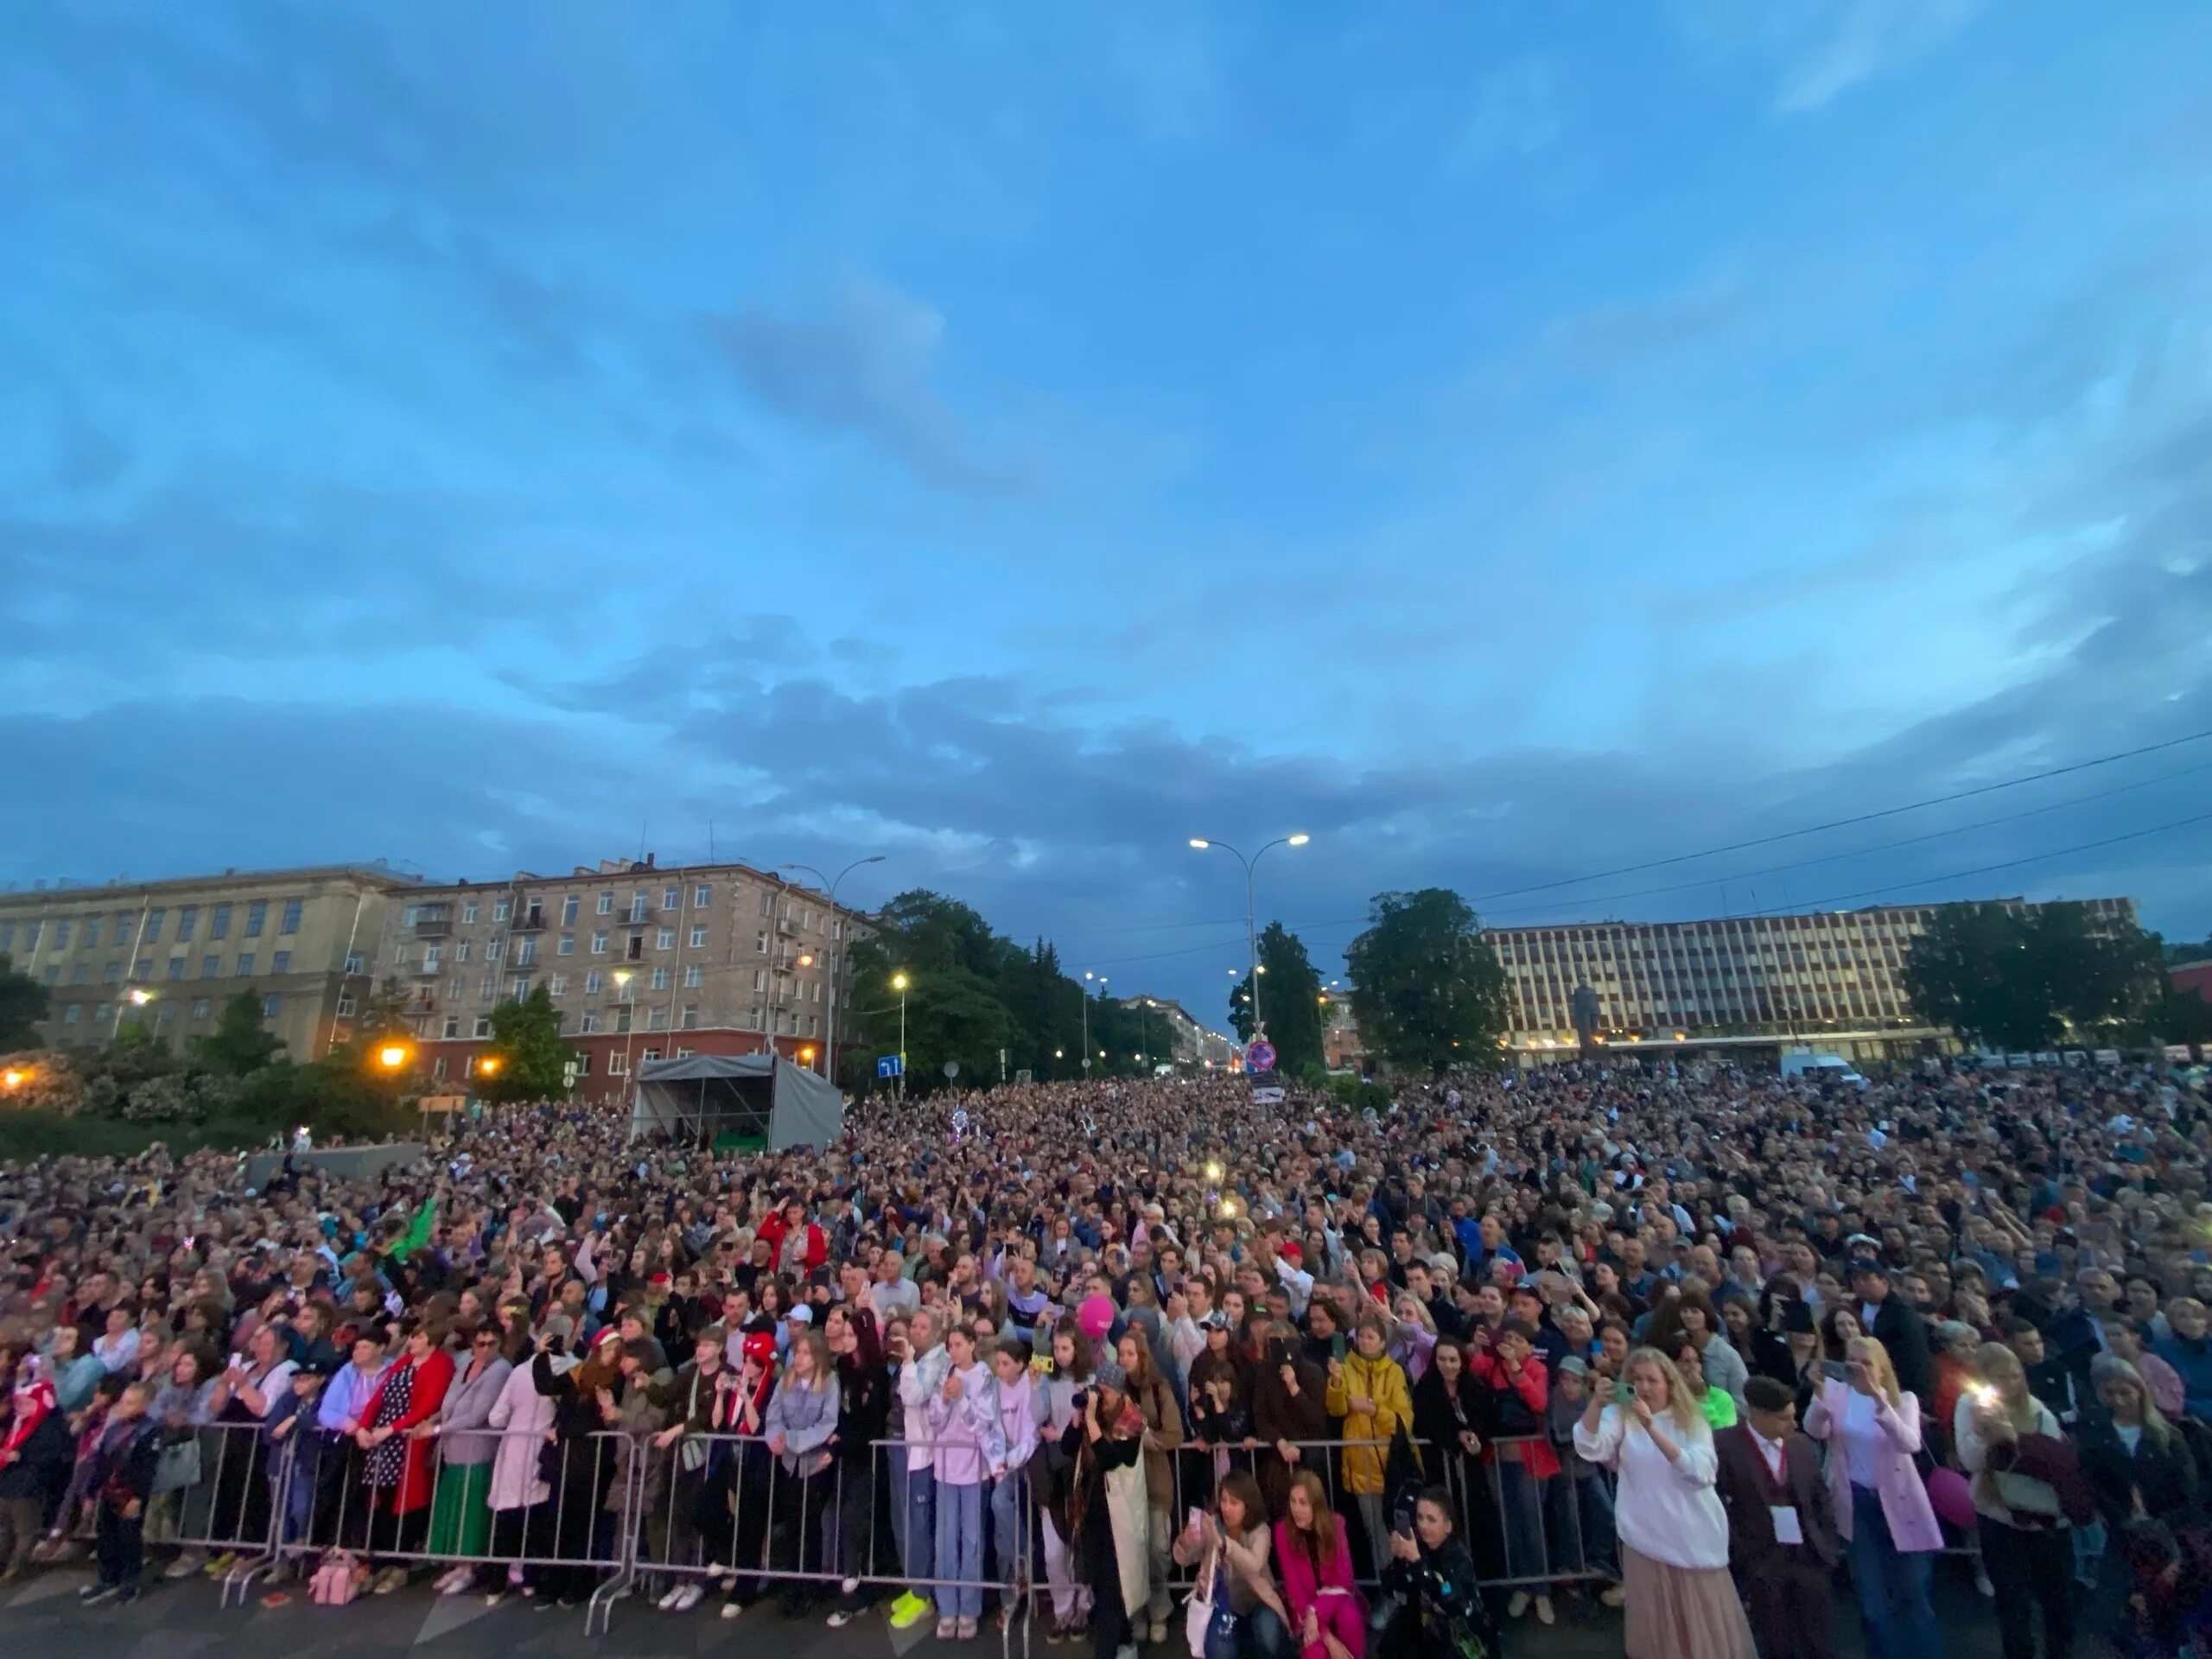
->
[1447,57,1576,174]
[713,278,1018,493]
[1669,0,1986,115]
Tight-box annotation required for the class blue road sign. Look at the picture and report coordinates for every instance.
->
[877,1054,905,1078]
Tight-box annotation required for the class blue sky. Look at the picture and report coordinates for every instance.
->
[5,1,2210,1022]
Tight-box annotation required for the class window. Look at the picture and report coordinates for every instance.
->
[590,931,608,956]
[630,893,649,923]
[480,975,498,1000]
[442,1015,461,1039]
[585,969,603,994]
[431,1057,448,1081]
[549,974,567,996]
[608,1051,629,1076]
[682,1006,700,1030]
[455,941,471,963]
[84,918,103,949]
[280,899,302,935]
[486,940,503,962]
[135,957,151,981]
[344,950,364,974]
[493,899,512,922]
[676,1046,696,1058]
[650,965,671,991]
[463,899,480,924]
[144,909,164,944]
[262,993,282,1017]
[755,931,769,954]
[689,925,708,948]
[236,952,256,976]
[512,975,531,1000]
[201,955,220,977]
[103,960,121,984]
[474,1017,493,1039]
[94,1002,113,1025]
[558,934,575,956]
[516,938,537,966]
[176,907,197,943]
[656,926,675,950]
[210,904,232,940]
[683,964,702,988]
[245,900,267,938]
[643,1040,663,1057]
[166,957,185,981]
[335,993,355,1017]
[42,967,58,987]
[614,1007,632,1033]
[760,892,773,918]
[562,894,579,925]
[423,945,442,972]
[271,950,290,974]
[190,997,211,1019]
[694,883,711,907]
[54,918,74,950]
[63,1004,81,1026]
[596,893,613,915]
[753,969,766,993]
[581,1010,600,1034]
[662,886,679,911]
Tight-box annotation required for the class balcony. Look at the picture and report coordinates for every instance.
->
[414,912,453,938]
[411,959,441,977]
[514,906,547,931]
[776,914,800,937]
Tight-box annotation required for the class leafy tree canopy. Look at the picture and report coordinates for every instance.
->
[0,953,49,1052]
[1225,922,1326,1074]
[476,984,576,1103]
[191,992,286,1077]
[1903,901,2164,1051]
[1344,887,1510,1073]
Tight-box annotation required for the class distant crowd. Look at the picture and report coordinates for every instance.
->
[2,1050,2209,1659]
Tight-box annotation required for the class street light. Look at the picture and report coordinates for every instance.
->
[377,1043,410,1071]
[2,1067,27,1090]
[892,972,910,1097]
[1188,833,1310,1038]
[779,855,887,1080]
[1082,971,1107,1072]
[613,968,637,1090]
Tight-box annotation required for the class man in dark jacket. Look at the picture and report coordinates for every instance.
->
[1714,1376,1841,1659]
[80,1380,163,1605]
[1848,1258,1934,1407]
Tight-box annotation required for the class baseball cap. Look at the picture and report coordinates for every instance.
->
[786,1305,813,1325]
[1556,1356,1589,1378]
[1846,1255,1886,1279]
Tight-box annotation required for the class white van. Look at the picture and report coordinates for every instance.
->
[1780,1049,1868,1089]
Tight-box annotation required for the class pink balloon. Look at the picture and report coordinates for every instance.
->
[1924,1466,1977,1531]
[1077,1294,1116,1341]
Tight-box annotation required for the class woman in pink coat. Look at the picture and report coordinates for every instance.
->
[1804,1336,1945,1658]
[1273,1470,1364,1659]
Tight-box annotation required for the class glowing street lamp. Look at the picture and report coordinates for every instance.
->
[891,972,910,1096]
[779,855,887,1079]
[377,1043,410,1071]
[2,1067,28,1090]
[1188,833,1310,1037]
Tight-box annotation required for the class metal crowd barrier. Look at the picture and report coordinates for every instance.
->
[100,1420,1618,1634]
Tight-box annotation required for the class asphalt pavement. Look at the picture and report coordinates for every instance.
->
[0,1560,2037,1659]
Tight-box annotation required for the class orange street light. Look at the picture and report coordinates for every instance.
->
[798,1044,817,1065]
[2,1067,27,1090]
[475,1055,502,1077]
[377,1043,410,1071]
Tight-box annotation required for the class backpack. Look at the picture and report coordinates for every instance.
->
[310,1550,362,1605]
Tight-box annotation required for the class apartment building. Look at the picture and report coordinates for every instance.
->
[1490,896,2138,1061]
[0,863,419,1060]
[370,855,874,1102]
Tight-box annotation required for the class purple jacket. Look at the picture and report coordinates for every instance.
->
[1804,1379,1942,1554]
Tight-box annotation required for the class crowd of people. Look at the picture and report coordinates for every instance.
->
[1,1050,2209,1659]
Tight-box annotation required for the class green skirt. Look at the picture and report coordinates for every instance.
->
[426,1461,493,1557]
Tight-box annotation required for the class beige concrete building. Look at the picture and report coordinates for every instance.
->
[0,863,421,1060]
[1490,896,2138,1060]
[366,855,875,1102]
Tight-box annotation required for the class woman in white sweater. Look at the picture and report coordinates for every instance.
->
[1574,1346,1754,1659]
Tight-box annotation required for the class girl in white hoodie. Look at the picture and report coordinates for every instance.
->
[927,1325,1004,1639]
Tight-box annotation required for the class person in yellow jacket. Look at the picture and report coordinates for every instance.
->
[1325,1313,1414,1577]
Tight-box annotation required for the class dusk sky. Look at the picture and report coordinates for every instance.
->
[5,2,2209,1029]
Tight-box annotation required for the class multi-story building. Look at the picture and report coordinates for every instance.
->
[1490,896,2138,1062]
[1321,991,1365,1071]
[368,855,874,1102]
[0,862,421,1061]
[1120,997,1236,1069]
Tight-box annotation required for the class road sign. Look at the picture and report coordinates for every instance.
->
[1246,1039,1277,1073]
[943,1060,960,1079]
[877,1055,904,1078]
[562,1060,578,1086]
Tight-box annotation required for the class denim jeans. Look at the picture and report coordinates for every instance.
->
[1847,1483,1943,1659]
[1496,1460,1548,1582]
[989,1471,1029,1587]
[893,1460,936,1595]
[1206,1601,1290,1659]
[1544,1468,1618,1579]
[935,1479,985,1619]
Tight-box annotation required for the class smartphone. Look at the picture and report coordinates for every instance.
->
[1821,1359,1849,1382]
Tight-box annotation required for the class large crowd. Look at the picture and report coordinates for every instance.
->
[2,1052,2210,1659]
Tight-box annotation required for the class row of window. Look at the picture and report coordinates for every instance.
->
[403,886,849,936]
[398,928,833,968]
[430,1005,818,1040]
[39,950,296,989]
[1,898,306,959]
[59,992,280,1027]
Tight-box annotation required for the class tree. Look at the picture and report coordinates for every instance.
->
[355,976,417,1042]
[191,992,285,1077]
[0,953,48,1051]
[1224,922,1326,1074]
[2152,981,2212,1046]
[476,985,576,1103]
[1904,901,2164,1050]
[1345,888,1510,1073]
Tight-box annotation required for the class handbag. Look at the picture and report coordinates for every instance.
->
[154,1436,202,1495]
[1184,1546,1220,1659]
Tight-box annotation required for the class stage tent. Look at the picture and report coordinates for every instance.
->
[626,1052,843,1150]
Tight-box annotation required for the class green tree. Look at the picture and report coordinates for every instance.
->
[0,953,49,1051]
[476,985,576,1103]
[1345,888,1510,1072]
[1904,901,2164,1050]
[191,991,285,1077]
[1224,922,1326,1074]
[2152,981,2212,1046]
[355,976,417,1041]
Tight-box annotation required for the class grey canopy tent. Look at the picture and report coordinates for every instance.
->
[626,1052,844,1151]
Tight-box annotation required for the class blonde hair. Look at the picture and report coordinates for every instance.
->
[1973,1343,2041,1434]
[1846,1335,1904,1408]
[1624,1346,1706,1436]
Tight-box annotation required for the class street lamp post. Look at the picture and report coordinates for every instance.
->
[1188,833,1309,1039]
[779,856,886,1083]
[1082,972,1106,1074]
[891,972,909,1098]
[613,969,636,1096]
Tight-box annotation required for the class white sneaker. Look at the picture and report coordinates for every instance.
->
[1506,1592,1531,1618]
[658,1584,686,1611]
[1535,1595,1555,1625]
[674,1583,704,1612]
[1599,1584,1625,1608]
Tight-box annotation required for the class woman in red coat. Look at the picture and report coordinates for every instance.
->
[355,1318,455,1592]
